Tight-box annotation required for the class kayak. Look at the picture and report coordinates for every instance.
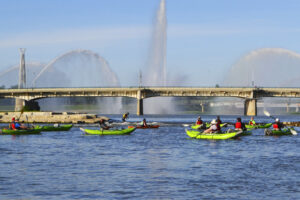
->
[245,123,272,129]
[80,127,136,135]
[264,128,296,136]
[128,125,159,129]
[191,123,226,130]
[0,128,42,135]
[185,129,243,140]
[34,124,73,131]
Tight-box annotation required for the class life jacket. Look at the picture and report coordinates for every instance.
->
[249,120,255,125]
[235,122,242,129]
[211,125,218,133]
[216,124,221,131]
[196,120,203,125]
[11,123,16,130]
[273,123,279,129]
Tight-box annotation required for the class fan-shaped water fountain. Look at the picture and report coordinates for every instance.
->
[0,62,45,88]
[32,49,119,88]
[223,48,300,87]
[223,47,300,114]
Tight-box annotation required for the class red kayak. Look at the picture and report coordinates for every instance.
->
[128,125,159,129]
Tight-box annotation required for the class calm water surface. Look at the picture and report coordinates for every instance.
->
[0,115,299,200]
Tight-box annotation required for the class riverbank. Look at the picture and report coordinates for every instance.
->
[0,112,109,124]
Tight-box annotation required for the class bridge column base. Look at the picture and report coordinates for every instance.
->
[137,98,143,116]
[244,99,257,116]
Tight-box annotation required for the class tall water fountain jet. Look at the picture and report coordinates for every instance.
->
[143,0,174,114]
[144,0,167,86]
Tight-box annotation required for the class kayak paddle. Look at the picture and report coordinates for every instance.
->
[264,110,297,135]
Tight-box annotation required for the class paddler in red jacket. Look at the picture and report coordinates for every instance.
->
[273,118,284,130]
[196,116,203,125]
[10,117,16,130]
[235,117,246,131]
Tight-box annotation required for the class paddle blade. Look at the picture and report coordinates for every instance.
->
[263,110,271,117]
[290,128,298,136]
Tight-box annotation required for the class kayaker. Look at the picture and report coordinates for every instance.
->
[195,116,206,129]
[141,118,148,127]
[10,117,16,130]
[249,117,256,126]
[122,112,129,122]
[216,116,222,131]
[196,116,203,125]
[15,119,28,130]
[273,118,284,130]
[216,116,222,124]
[98,119,110,130]
[235,117,246,131]
[203,119,218,134]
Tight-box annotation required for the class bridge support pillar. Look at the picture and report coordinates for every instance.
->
[15,99,40,111]
[244,99,257,116]
[15,99,25,111]
[137,98,143,116]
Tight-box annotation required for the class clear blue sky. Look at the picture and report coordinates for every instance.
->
[1,0,300,86]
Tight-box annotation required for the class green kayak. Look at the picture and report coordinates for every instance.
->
[34,124,73,131]
[186,129,243,140]
[245,123,272,129]
[80,127,136,135]
[191,123,226,130]
[264,128,297,136]
[0,128,42,135]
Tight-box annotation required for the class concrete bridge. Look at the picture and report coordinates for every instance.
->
[0,87,300,116]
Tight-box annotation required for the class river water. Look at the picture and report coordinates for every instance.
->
[0,114,299,200]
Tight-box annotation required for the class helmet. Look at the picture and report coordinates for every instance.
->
[211,119,217,124]
[275,118,280,122]
[12,117,15,121]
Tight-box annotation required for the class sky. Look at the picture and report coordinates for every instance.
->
[1,0,300,87]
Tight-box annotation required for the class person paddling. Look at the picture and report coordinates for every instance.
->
[10,117,17,130]
[203,119,218,134]
[249,117,256,126]
[235,117,246,131]
[273,118,284,131]
[195,116,206,129]
[122,112,129,122]
[98,119,110,130]
[141,118,148,127]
